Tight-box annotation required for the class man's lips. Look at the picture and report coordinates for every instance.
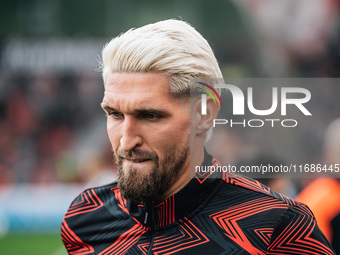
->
[123,158,151,163]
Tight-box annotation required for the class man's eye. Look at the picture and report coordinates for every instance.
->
[142,113,158,120]
[109,112,123,118]
[147,113,156,119]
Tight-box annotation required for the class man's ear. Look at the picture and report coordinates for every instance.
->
[191,97,220,135]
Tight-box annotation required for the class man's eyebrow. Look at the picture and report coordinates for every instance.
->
[100,103,171,116]
[136,108,171,117]
[101,103,116,112]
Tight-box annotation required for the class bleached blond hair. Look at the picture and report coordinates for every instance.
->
[101,19,222,97]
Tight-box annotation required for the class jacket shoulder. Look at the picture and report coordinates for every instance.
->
[222,173,335,253]
[223,172,297,205]
[64,181,118,218]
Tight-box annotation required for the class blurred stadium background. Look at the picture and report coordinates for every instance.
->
[0,0,339,254]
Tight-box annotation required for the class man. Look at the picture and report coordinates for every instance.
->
[61,20,334,254]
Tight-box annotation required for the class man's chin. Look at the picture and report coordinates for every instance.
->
[118,177,158,203]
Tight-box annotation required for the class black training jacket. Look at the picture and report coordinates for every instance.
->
[61,152,335,254]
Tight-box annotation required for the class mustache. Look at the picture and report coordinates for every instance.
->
[115,148,158,161]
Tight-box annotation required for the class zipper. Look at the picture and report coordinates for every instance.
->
[146,203,156,255]
[147,227,155,255]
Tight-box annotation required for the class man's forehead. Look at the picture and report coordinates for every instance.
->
[101,72,186,111]
[104,72,170,93]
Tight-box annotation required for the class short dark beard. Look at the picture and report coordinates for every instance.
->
[116,144,189,203]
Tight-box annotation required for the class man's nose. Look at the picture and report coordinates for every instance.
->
[120,117,143,151]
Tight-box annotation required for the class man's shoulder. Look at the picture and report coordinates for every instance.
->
[61,182,145,254]
[220,173,309,213]
[72,181,118,203]
[203,173,335,254]
[64,181,120,218]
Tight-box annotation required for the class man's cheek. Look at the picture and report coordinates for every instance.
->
[108,134,119,152]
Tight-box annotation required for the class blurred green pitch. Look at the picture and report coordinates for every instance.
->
[0,234,67,255]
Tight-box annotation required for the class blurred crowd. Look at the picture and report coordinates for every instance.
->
[232,0,340,77]
[0,71,114,186]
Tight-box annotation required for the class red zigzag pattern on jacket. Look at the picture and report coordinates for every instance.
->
[223,172,272,195]
[210,196,288,255]
[267,207,334,255]
[61,220,95,255]
[98,224,147,255]
[254,228,273,246]
[156,195,175,227]
[137,218,209,255]
[65,189,103,218]
[195,158,220,184]
[111,186,129,214]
